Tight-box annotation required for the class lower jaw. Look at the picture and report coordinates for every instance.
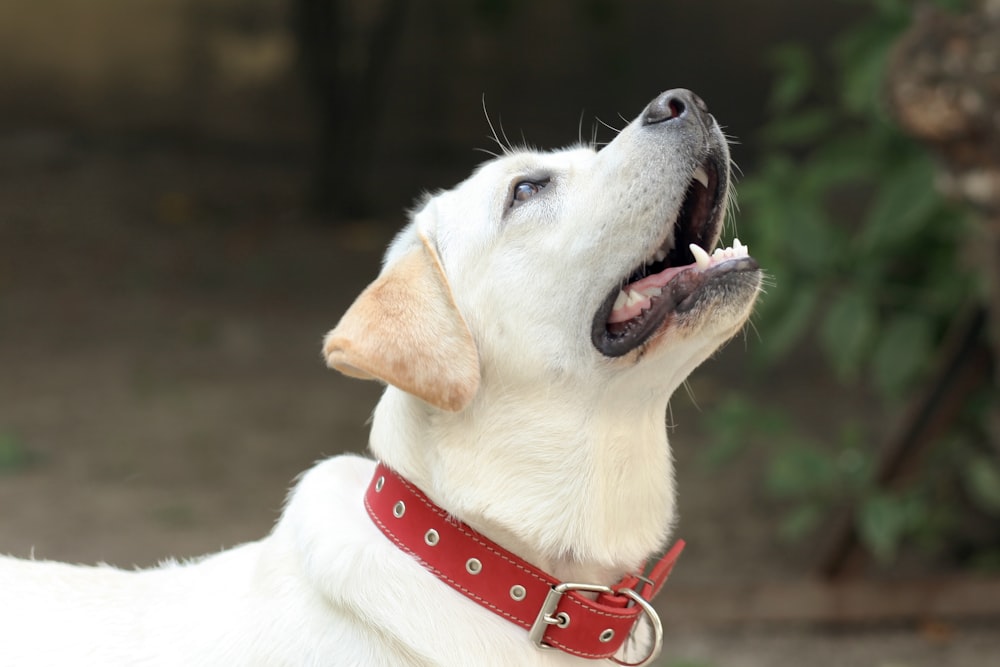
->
[592,257,761,357]
[593,299,675,358]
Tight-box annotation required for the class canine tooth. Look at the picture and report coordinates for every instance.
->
[613,290,627,311]
[626,290,645,307]
[732,238,748,257]
[693,166,709,188]
[689,243,711,270]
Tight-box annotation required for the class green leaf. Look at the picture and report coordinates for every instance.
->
[800,131,885,194]
[738,155,796,245]
[857,493,914,563]
[835,430,874,492]
[964,455,1000,515]
[820,291,878,382]
[754,280,819,363]
[786,205,843,270]
[766,44,816,113]
[0,434,33,473]
[779,503,824,542]
[930,0,974,11]
[700,395,789,469]
[862,157,939,250]
[870,313,934,397]
[832,16,901,116]
[760,109,835,147]
[699,395,755,468]
[871,0,909,21]
[766,445,836,499]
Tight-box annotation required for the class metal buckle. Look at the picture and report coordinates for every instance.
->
[528,582,614,649]
[528,583,663,667]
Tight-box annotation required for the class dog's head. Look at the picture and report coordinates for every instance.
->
[324,90,761,412]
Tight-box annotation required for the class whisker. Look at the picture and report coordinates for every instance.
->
[595,116,624,136]
[473,147,501,159]
[481,95,513,154]
[682,379,701,412]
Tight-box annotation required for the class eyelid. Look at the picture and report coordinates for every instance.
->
[508,177,551,209]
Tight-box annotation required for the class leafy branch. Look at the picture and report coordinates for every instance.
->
[715,0,1000,567]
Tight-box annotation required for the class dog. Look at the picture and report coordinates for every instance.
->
[0,89,761,666]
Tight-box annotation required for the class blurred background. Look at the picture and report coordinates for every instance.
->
[0,0,998,665]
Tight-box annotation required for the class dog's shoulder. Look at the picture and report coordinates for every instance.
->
[280,453,375,531]
[274,454,378,558]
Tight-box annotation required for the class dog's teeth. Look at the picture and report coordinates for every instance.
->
[626,290,645,307]
[613,290,628,311]
[653,249,667,262]
[712,247,725,258]
[642,286,662,298]
[693,166,709,188]
[689,243,711,270]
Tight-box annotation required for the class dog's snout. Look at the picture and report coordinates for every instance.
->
[642,89,710,126]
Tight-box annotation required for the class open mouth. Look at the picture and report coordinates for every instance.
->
[591,157,759,357]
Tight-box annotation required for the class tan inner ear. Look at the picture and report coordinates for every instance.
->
[323,234,480,412]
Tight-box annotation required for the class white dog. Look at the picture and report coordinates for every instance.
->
[0,89,760,666]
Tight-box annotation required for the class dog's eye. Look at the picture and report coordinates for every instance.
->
[511,180,548,207]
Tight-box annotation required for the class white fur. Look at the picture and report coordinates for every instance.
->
[0,92,760,666]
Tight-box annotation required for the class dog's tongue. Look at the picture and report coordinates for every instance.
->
[607,240,750,324]
[607,264,691,324]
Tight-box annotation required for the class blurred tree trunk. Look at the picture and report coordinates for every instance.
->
[292,0,406,220]
[885,0,1000,448]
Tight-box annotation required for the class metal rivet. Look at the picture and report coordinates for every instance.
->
[599,628,615,643]
[555,612,570,629]
[509,585,526,601]
[465,558,482,575]
[392,501,405,518]
[424,529,439,546]
[374,476,384,492]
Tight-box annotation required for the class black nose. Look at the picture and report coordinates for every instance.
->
[642,89,710,125]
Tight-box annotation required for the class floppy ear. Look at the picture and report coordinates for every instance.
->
[323,233,480,412]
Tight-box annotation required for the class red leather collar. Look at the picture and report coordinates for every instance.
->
[364,463,683,665]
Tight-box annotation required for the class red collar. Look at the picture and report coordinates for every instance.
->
[364,462,684,665]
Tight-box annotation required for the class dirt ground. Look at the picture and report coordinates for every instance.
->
[0,135,996,666]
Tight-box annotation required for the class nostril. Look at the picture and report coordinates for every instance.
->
[643,91,691,125]
[642,89,711,127]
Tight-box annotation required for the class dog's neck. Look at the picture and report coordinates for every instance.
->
[367,375,677,586]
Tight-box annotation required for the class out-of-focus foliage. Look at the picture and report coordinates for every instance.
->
[711,0,1000,567]
[744,0,976,393]
[0,432,35,474]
